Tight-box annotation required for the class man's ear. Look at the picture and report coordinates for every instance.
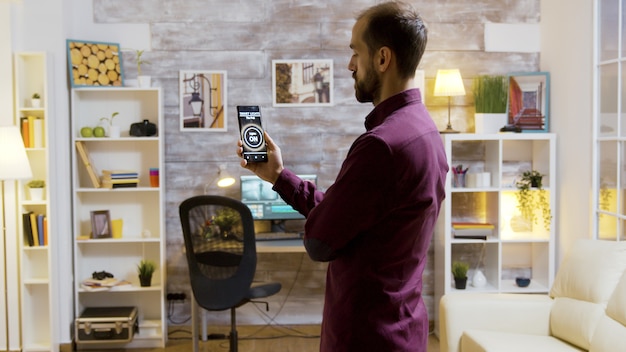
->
[376,46,392,72]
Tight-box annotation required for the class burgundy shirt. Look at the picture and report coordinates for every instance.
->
[273,89,448,352]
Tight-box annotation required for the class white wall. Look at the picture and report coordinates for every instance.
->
[541,0,594,263]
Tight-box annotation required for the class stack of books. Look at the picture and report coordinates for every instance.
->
[101,170,139,189]
[452,222,494,240]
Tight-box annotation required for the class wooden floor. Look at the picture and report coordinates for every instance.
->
[126,325,440,352]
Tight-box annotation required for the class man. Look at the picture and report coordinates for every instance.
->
[237,1,448,351]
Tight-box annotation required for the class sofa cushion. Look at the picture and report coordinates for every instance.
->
[550,239,626,304]
[589,315,626,352]
[461,330,584,352]
[550,297,605,350]
[605,271,626,326]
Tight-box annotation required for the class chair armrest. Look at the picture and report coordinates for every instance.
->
[439,293,554,352]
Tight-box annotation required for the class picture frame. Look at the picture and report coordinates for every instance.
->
[90,210,112,239]
[272,59,333,107]
[507,72,550,133]
[66,39,124,87]
[179,70,228,132]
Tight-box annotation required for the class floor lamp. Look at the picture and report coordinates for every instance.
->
[434,69,466,134]
[0,126,33,352]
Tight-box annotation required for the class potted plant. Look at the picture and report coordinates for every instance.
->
[99,112,120,137]
[452,261,469,289]
[27,179,45,201]
[515,170,552,231]
[213,207,240,240]
[473,75,508,133]
[134,49,151,87]
[31,93,41,108]
[137,259,156,287]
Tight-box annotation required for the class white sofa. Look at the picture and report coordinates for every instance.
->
[439,239,626,352]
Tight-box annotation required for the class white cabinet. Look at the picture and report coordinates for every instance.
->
[434,133,556,334]
[14,51,57,352]
[70,87,166,348]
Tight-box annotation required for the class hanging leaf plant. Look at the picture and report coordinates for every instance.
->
[515,170,552,231]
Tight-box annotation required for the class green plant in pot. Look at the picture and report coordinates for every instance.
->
[27,179,45,201]
[515,170,552,231]
[137,259,156,287]
[473,75,508,133]
[452,261,469,289]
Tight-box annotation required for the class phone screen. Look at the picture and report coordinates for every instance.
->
[237,105,268,162]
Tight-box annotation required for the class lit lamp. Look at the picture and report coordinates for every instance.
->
[434,69,466,134]
[0,126,32,352]
[204,165,235,194]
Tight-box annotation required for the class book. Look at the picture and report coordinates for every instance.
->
[27,116,36,148]
[22,212,34,246]
[32,118,44,148]
[452,222,494,240]
[102,170,139,178]
[20,117,30,148]
[37,214,44,246]
[102,182,138,189]
[43,216,48,246]
[75,141,101,188]
[101,177,139,183]
[30,213,39,246]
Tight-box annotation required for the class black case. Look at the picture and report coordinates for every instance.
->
[75,306,138,344]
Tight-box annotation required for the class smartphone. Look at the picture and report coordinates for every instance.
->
[237,105,268,162]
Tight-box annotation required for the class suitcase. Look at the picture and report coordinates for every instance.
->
[75,306,138,344]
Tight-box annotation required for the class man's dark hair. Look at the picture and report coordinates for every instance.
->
[357,1,428,79]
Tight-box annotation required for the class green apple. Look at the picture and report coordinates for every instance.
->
[80,127,93,137]
[93,126,106,137]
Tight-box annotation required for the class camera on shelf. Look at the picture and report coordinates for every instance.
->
[130,119,157,137]
[92,270,114,280]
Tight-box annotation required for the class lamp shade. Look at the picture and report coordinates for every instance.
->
[0,126,32,180]
[434,69,466,97]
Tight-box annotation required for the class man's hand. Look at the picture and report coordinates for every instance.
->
[237,131,284,184]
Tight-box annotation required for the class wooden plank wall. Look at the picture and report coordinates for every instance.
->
[94,0,540,326]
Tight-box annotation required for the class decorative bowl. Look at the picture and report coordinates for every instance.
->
[516,277,531,288]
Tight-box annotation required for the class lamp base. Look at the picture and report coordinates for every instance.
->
[440,125,460,134]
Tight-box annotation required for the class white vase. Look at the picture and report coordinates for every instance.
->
[29,187,44,201]
[138,76,151,88]
[109,125,121,138]
[31,99,41,108]
[472,269,487,288]
[474,113,508,134]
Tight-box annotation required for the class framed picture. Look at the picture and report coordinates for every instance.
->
[90,210,112,239]
[66,39,124,87]
[179,70,228,132]
[272,59,333,107]
[507,72,550,133]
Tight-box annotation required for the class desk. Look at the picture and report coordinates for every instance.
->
[256,239,306,253]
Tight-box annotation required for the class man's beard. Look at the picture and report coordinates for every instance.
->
[354,64,380,103]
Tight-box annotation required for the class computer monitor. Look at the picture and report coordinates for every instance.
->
[240,174,317,225]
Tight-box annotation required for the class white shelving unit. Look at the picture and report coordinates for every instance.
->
[434,133,556,335]
[70,87,166,349]
[14,51,57,352]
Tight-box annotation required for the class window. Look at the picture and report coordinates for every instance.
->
[594,0,626,240]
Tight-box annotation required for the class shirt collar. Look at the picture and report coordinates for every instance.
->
[364,89,423,131]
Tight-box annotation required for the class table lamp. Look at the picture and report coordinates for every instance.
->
[434,69,466,134]
[0,126,32,352]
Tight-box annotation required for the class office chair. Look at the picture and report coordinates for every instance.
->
[179,195,282,352]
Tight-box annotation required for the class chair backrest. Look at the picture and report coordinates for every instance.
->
[179,195,257,311]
